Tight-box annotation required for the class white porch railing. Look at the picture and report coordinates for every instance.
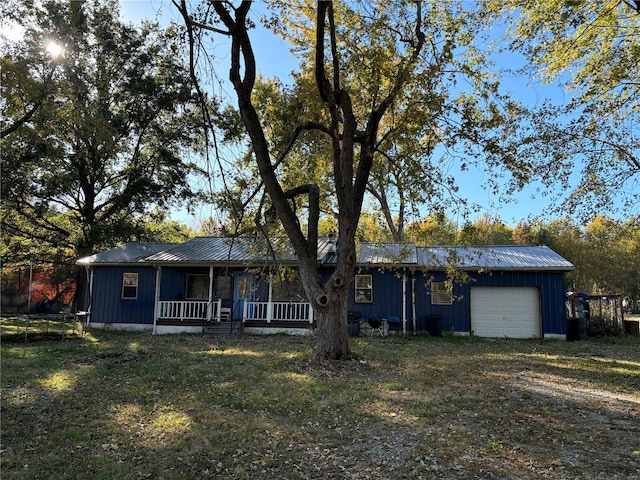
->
[158,299,229,322]
[243,300,314,323]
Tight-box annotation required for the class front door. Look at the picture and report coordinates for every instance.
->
[234,274,255,320]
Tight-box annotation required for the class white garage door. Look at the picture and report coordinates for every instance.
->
[471,287,541,338]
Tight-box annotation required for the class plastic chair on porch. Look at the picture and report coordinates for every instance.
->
[367,316,384,336]
[219,299,232,321]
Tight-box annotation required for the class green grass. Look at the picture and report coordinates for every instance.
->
[1,325,639,479]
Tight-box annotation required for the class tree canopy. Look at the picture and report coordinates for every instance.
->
[484,0,640,221]
[208,1,530,242]
[0,0,205,261]
[175,0,553,358]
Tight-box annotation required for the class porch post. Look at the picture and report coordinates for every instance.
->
[153,266,161,335]
[267,272,273,323]
[411,275,417,335]
[208,265,214,321]
[402,273,407,334]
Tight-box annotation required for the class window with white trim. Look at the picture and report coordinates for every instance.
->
[355,274,373,303]
[431,281,453,305]
[122,273,138,299]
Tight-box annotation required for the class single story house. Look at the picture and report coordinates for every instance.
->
[76,236,574,338]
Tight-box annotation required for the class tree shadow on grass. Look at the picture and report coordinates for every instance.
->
[2,332,639,479]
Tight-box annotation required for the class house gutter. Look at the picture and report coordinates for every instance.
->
[411,274,417,335]
[402,273,407,334]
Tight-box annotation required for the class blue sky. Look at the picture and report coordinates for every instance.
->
[121,1,573,228]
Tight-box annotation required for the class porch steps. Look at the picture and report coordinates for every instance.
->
[202,321,243,337]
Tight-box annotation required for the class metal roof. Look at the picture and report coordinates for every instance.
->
[76,243,178,265]
[356,242,418,265]
[144,236,297,264]
[77,238,573,272]
[416,245,574,271]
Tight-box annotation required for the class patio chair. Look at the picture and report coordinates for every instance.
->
[367,316,384,336]
[219,299,232,321]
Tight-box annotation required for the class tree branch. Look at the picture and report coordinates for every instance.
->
[283,184,320,250]
[1,100,42,139]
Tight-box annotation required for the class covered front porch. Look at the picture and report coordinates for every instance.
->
[155,299,313,323]
[152,265,314,334]
[153,298,314,335]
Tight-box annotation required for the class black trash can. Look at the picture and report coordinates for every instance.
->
[347,311,361,337]
[567,317,586,341]
[425,314,443,337]
[624,320,639,336]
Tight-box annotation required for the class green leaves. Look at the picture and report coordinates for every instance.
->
[1,0,204,258]
[483,0,640,221]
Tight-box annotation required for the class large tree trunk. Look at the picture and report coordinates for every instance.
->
[314,291,350,359]
[297,246,354,359]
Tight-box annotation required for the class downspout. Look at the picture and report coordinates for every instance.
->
[153,266,161,335]
[85,266,94,326]
[267,271,273,323]
[402,273,407,334]
[412,274,417,335]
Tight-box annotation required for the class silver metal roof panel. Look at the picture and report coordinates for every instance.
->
[78,238,573,272]
[416,245,574,271]
[76,243,177,265]
[144,236,297,264]
[357,242,418,265]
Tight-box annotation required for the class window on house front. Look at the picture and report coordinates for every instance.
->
[216,275,232,299]
[431,281,453,305]
[238,276,252,299]
[355,274,373,303]
[272,271,305,301]
[186,274,209,299]
[122,273,138,299]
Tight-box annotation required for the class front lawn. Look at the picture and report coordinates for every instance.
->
[1,327,638,479]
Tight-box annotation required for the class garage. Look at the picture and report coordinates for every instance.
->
[471,287,541,338]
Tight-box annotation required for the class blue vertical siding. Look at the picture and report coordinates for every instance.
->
[88,261,568,336]
[348,269,568,336]
[160,267,187,300]
[462,271,568,335]
[347,268,406,320]
[90,266,157,325]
